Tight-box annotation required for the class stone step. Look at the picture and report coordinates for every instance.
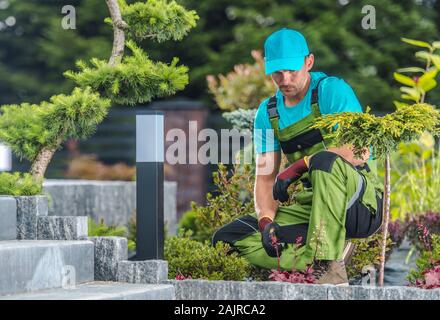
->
[16,196,48,240]
[0,197,16,240]
[37,216,88,240]
[0,240,94,295]
[0,281,175,300]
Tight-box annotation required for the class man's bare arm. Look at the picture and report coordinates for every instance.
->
[254,151,281,221]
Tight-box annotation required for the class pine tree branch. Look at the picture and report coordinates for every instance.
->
[105,0,128,66]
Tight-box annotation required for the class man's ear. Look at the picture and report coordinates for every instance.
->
[304,54,314,71]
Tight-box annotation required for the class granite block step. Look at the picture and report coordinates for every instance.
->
[37,216,88,240]
[0,240,94,295]
[0,281,175,300]
[16,196,48,240]
[0,196,16,240]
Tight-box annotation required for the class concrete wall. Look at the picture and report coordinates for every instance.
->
[43,180,178,235]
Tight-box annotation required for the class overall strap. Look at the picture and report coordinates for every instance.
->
[267,95,278,119]
[311,76,328,117]
[267,95,280,137]
[266,76,328,135]
[311,76,328,105]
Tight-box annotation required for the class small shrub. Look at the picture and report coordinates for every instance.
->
[165,231,251,281]
[407,228,440,289]
[0,172,42,196]
[346,233,393,280]
[268,236,317,284]
[269,268,316,284]
[88,217,135,251]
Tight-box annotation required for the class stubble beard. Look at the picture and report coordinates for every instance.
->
[279,75,308,100]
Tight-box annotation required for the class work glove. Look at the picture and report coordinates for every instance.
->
[259,216,283,257]
[273,156,309,203]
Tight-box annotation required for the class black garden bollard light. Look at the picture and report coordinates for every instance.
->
[134,110,164,260]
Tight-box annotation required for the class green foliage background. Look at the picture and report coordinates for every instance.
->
[2,0,440,110]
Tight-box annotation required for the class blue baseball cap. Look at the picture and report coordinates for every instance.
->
[264,28,310,75]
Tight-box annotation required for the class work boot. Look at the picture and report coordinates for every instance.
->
[313,260,349,286]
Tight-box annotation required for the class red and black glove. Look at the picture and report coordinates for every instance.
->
[258,216,282,257]
[273,157,309,203]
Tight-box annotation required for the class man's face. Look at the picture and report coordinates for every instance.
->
[270,54,314,98]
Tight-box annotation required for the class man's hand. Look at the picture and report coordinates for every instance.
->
[273,157,309,202]
[260,218,283,257]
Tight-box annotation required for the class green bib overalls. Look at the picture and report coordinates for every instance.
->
[212,77,384,271]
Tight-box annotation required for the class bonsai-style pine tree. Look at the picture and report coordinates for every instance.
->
[0,0,198,181]
[314,38,440,286]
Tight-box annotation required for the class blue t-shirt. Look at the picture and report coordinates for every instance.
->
[253,72,362,154]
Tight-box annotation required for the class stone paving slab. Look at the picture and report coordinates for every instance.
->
[0,281,175,300]
[0,240,94,295]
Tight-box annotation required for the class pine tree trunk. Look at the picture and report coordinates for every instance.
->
[105,0,128,66]
[378,154,391,286]
[30,147,57,181]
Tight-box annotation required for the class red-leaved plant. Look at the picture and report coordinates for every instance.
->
[415,265,440,289]
[408,225,440,289]
[175,272,192,280]
[268,235,316,284]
